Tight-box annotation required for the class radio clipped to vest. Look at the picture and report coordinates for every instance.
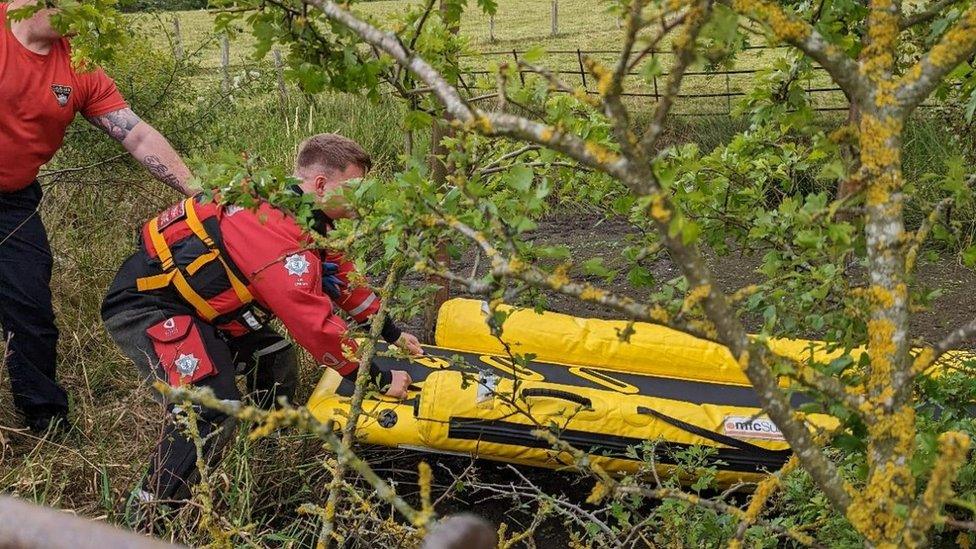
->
[135,197,267,337]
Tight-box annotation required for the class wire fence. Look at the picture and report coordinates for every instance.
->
[452,46,851,116]
[158,11,945,118]
[198,38,853,116]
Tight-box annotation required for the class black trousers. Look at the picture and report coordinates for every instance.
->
[0,182,68,417]
[103,283,297,501]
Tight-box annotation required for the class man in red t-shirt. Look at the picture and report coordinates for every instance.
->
[1,1,193,432]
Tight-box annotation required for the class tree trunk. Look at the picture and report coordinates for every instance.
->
[422,0,460,342]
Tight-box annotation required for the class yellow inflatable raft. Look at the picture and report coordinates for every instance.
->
[307,342,836,484]
[306,298,970,484]
[434,298,973,384]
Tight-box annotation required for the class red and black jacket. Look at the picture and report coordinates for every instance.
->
[130,195,399,379]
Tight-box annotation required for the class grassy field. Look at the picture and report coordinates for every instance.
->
[129,1,845,115]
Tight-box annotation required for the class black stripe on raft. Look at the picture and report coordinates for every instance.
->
[359,344,812,409]
[446,417,793,473]
[635,406,775,455]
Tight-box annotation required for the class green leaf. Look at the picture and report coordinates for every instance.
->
[523,45,546,64]
[536,245,571,260]
[404,110,434,130]
[963,244,976,267]
[506,164,534,192]
[477,0,498,15]
[639,56,663,84]
[582,257,611,278]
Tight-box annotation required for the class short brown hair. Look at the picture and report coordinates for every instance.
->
[295,133,372,174]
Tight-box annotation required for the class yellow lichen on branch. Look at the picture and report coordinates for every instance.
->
[580,285,609,301]
[583,58,613,96]
[417,461,434,527]
[859,115,902,176]
[729,0,811,43]
[925,7,976,70]
[861,0,899,81]
[649,193,671,223]
[681,284,712,313]
[584,140,621,165]
[586,480,611,504]
[905,432,972,547]
[847,405,917,542]
[728,457,807,549]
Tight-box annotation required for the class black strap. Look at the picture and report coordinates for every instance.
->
[521,388,592,408]
[636,406,783,457]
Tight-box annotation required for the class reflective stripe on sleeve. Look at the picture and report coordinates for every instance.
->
[347,293,378,318]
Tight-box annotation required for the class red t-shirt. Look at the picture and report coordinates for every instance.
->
[0,3,128,192]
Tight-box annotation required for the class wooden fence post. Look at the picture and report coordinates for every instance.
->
[220,33,231,93]
[725,71,732,114]
[512,49,524,85]
[172,15,184,62]
[272,48,289,115]
[550,0,558,36]
[652,52,659,100]
[577,48,587,89]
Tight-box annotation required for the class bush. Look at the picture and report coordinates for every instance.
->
[119,0,209,13]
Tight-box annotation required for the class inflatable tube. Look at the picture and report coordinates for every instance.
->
[307,344,837,485]
[434,299,973,386]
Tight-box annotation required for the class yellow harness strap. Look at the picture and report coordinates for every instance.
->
[184,200,254,304]
[186,250,220,275]
[146,217,175,271]
[137,199,252,322]
[221,257,253,303]
[171,270,221,321]
[183,199,215,247]
[136,272,175,292]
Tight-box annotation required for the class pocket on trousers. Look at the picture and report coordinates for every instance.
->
[146,315,217,386]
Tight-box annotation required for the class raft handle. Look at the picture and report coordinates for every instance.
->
[637,406,781,457]
[520,388,592,409]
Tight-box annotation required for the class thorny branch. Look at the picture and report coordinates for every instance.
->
[157,384,431,530]
[320,264,407,546]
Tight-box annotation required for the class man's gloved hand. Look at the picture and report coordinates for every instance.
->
[396,332,424,356]
[321,262,345,299]
[384,370,412,399]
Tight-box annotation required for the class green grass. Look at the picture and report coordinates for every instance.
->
[129,1,845,116]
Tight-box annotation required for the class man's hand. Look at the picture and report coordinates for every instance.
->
[396,332,424,356]
[384,370,412,399]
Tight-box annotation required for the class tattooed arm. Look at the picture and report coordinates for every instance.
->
[85,108,194,196]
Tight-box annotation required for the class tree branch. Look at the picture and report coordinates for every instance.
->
[158,384,429,528]
[897,5,976,111]
[639,0,713,154]
[901,0,961,29]
[904,432,972,546]
[723,0,868,106]
[303,0,636,183]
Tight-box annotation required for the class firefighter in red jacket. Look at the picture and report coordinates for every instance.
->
[101,134,422,502]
